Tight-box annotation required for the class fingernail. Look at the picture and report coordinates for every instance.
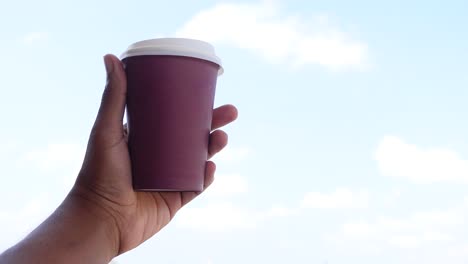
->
[104,55,113,75]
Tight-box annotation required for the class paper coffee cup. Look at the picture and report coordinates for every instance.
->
[121,38,223,191]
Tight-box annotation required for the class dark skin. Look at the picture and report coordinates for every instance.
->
[0,54,238,264]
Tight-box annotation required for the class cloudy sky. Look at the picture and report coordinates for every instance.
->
[1,0,468,263]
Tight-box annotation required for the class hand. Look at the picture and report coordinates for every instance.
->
[73,55,238,256]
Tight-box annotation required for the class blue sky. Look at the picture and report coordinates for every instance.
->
[1,0,468,263]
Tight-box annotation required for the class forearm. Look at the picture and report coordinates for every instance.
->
[0,192,119,264]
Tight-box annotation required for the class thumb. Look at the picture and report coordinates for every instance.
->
[94,54,127,132]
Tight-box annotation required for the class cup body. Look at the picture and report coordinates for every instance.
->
[122,38,222,191]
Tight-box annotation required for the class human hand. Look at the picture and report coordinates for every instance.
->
[72,54,238,256]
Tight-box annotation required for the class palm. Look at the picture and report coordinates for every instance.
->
[75,55,237,255]
[78,104,237,254]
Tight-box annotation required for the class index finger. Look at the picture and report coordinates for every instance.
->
[211,104,238,131]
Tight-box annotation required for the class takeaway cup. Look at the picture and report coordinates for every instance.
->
[121,38,223,191]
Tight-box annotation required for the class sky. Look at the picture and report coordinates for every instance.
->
[1,0,468,263]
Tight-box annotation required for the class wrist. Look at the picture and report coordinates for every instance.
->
[68,186,121,260]
[0,187,121,264]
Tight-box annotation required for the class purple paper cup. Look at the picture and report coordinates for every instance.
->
[121,38,223,191]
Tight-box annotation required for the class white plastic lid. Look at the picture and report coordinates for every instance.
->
[121,38,224,75]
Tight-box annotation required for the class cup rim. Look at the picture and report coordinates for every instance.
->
[121,38,224,75]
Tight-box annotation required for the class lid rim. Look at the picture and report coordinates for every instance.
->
[120,38,223,75]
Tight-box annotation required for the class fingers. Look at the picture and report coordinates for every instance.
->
[208,130,228,159]
[211,104,238,131]
[94,54,127,131]
[180,161,216,206]
[203,161,216,189]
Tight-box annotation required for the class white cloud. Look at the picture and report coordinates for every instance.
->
[213,146,251,163]
[176,1,368,70]
[24,143,84,171]
[301,188,369,209]
[388,235,421,249]
[176,164,302,232]
[23,143,85,188]
[448,244,468,257]
[265,205,298,217]
[0,195,54,251]
[175,202,256,231]
[205,173,248,196]
[332,208,461,250]
[0,141,20,160]
[383,188,402,207]
[422,231,452,242]
[375,136,468,184]
[22,32,49,45]
[342,221,376,238]
[176,202,301,232]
